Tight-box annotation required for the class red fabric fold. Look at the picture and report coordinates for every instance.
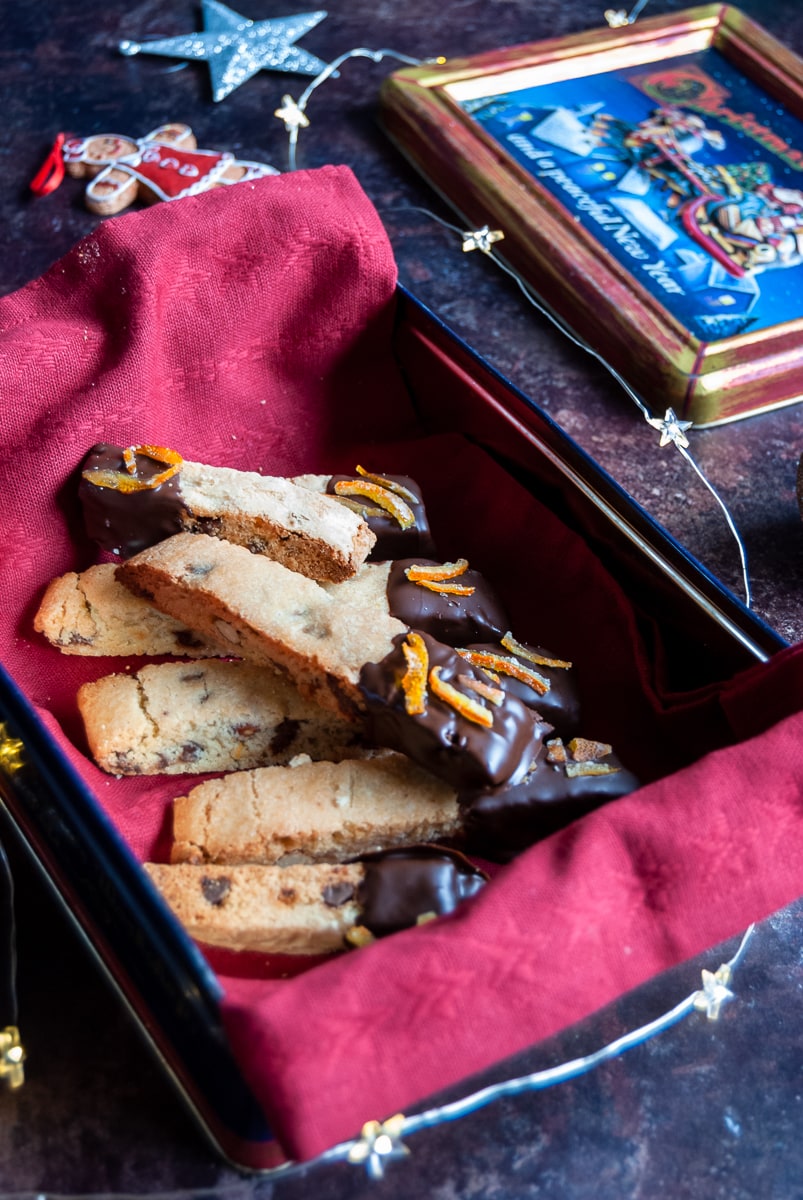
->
[219,700,803,1157]
[1,166,802,1162]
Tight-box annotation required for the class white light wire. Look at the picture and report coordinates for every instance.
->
[387,204,752,607]
[316,922,756,1172]
[285,48,423,170]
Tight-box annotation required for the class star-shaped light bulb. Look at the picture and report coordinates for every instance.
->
[0,724,25,774]
[347,1114,410,1178]
[119,1,329,101]
[462,225,505,254]
[0,1027,25,1089]
[646,407,694,449]
[693,965,734,1020]
[604,9,631,26]
[274,94,310,131]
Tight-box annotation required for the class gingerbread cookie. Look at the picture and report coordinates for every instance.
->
[62,123,278,215]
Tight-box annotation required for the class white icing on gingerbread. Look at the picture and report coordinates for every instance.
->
[63,124,278,215]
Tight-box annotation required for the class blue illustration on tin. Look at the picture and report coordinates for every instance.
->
[461,49,803,340]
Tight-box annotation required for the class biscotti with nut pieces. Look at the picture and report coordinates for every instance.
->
[178,461,376,582]
[80,445,376,583]
[144,862,364,954]
[171,754,462,866]
[77,658,369,775]
[33,563,219,657]
[117,533,407,718]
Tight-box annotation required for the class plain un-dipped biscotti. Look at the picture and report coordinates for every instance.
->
[145,848,487,953]
[79,443,376,582]
[171,755,462,866]
[117,533,407,718]
[33,563,219,657]
[77,658,369,775]
[144,862,364,954]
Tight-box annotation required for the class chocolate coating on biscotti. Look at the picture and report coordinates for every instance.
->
[327,474,437,561]
[359,632,550,791]
[460,641,581,737]
[80,444,376,581]
[461,742,640,861]
[80,443,184,556]
[357,846,487,937]
[386,559,509,646]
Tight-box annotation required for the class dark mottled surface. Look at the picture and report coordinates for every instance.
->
[1,0,803,1194]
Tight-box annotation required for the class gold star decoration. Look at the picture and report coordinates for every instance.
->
[347,1113,410,1178]
[692,965,735,1020]
[462,226,505,254]
[274,94,310,131]
[0,1027,25,1089]
[646,407,694,449]
[0,724,25,775]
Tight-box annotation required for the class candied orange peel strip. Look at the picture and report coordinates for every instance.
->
[333,495,385,519]
[405,559,469,583]
[429,666,493,728]
[501,632,572,671]
[565,761,620,778]
[333,479,415,530]
[457,649,549,696]
[83,444,183,493]
[546,738,568,764]
[567,737,612,761]
[457,674,505,706]
[401,632,429,716]
[355,466,419,505]
[415,580,475,596]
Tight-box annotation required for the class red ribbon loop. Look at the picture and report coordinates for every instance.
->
[30,133,67,197]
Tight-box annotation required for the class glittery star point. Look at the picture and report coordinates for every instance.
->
[462,225,505,254]
[693,965,734,1020]
[119,1,329,102]
[646,407,694,449]
[347,1114,410,1179]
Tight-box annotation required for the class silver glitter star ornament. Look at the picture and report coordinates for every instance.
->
[120,1,329,102]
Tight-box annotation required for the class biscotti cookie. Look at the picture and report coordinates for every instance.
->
[291,468,437,560]
[33,563,218,657]
[117,533,407,718]
[79,443,376,582]
[77,658,368,775]
[145,861,364,953]
[145,848,487,953]
[171,755,462,866]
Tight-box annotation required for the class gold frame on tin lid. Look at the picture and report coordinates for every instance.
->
[380,5,803,426]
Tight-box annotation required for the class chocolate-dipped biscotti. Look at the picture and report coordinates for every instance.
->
[170,755,462,866]
[79,443,376,582]
[145,847,487,954]
[116,534,408,718]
